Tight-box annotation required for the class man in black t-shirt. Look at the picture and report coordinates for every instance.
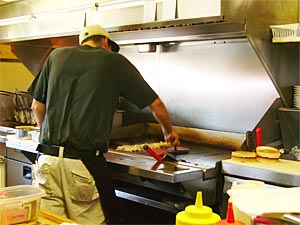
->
[28,24,179,225]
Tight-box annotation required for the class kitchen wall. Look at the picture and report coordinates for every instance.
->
[0,62,33,92]
[0,0,298,149]
[222,0,300,108]
[0,45,34,92]
[120,39,279,135]
[0,44,34,123]
[221,0,300,150]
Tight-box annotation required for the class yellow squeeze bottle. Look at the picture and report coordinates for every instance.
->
[176,191,221,225]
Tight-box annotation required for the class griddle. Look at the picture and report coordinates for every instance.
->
[107,136,233,183]
[110,137,232,168]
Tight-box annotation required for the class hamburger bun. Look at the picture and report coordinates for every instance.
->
[231,156,257,163]
[256,146,280,159]
[256,146,280,162]
[256,156,279,163]
[231,151,257,162]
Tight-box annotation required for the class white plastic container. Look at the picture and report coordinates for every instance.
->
[228,187,300,225]
[0,185,45,225]
[15,126,35,139]
[227,181,266,225]
[29,130,40,143]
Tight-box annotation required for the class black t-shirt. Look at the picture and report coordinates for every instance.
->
[28,45,158,152]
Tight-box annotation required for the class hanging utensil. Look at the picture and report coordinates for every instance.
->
[256,127,262,146]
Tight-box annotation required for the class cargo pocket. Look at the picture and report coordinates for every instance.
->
[70,170,99,201]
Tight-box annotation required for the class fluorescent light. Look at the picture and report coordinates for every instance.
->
[33,3,98,19]
[0,15,33,26]
[97,0,163,11]
[0,3,97,26]
[98,0,143,11]
[0,0,163,27]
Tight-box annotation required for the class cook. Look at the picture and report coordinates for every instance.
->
[27,24,179,225]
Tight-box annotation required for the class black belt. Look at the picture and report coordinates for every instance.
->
[37,144,101,159]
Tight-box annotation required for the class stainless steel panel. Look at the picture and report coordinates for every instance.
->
[222,0,300,108]
[115,189,182,213]
[222,159,300,187]
[0,0,244,43]
[278,107,300,151]
[0,0,140,42]
[105,150,204,183]
[221,0,300,151]
[110,20,246,45]
[121,38,279,133]
[6,158,32,186]
[6,147,32,163]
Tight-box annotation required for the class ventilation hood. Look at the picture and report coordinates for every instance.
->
[0,0,246,43]
[108,17,246,45]
[0,14,245,74]
[0,0,246,74]
[0,15,246,43]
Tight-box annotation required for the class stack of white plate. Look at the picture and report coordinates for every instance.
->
[294,85,300,109]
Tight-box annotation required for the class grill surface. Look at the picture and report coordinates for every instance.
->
[107,130,234,183]
[110,137,232,169]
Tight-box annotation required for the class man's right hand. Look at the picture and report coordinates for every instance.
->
[163,129,180,146]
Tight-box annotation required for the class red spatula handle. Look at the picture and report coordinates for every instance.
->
[144,145,164,161]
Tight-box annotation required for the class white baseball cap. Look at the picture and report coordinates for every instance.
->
[79,24,120,52]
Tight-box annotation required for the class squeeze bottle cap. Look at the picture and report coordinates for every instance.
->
[216,202,244,225]
[176,191,221,225]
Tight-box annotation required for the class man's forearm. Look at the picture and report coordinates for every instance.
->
[149,98,173,133]
[149,98,179,145]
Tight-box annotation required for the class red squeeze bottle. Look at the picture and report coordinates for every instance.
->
[216,202,244,225]
[256,127,262,146]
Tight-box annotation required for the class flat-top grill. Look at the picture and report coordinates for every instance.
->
[105,123,244,213]
[108,138,233,182]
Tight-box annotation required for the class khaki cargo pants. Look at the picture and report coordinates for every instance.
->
[32,147,106,225]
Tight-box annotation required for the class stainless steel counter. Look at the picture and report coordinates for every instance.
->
[222,159,300,187]
[5,133,300,187]
[0,126,15,143]
[105,150,204,183]
[4,136,207,183]
[6,135,38,153]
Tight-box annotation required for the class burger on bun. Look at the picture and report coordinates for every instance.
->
[256,146,280,162]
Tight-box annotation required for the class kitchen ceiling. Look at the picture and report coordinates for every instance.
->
[0,1,9,6]
[0,0,23,6]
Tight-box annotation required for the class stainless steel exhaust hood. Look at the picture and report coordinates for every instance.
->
[0,16,246,44]
[0,13,245,75]
[0,0,245,75]
[0,0,245,44]
[108,17,246,45]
